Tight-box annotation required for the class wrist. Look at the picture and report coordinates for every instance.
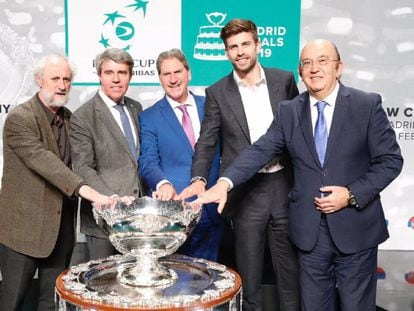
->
[190,176,207,185]
[346,187,359,208]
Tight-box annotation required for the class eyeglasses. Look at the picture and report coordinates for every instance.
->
[300,57,340,69]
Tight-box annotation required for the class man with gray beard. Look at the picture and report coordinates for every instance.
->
[0,53,114,311]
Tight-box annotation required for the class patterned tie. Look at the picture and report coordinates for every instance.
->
[114,104,136,156]
[177,104,196,149]
[314,101,328,166]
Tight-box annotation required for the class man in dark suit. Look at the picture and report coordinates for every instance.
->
[138,48,222,261]
[178,19,300,311]
[70,48,143,260]
[0,54,113,310]
[193,39,403,311]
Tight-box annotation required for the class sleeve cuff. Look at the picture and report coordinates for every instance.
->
[218,177,233,191]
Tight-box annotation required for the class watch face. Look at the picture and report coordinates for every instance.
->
[349,197,357,205]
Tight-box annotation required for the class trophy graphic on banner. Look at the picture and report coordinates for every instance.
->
[193,12,227,60]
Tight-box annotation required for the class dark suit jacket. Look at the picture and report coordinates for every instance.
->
[70,92,143,238]
[223,84,403,253]
[0,94,83,258]
[139,93,221,224]
[192,67,298,217]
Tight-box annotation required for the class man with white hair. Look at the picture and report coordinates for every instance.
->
[0,53,113,310]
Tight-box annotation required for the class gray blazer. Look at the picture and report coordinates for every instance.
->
[0,95,83,257]
[70,92,143,238]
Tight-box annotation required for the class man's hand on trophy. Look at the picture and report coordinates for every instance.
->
[152,183,177,201]
[176,179,206,201]
[193,179,230,214]
[117,195,136,205]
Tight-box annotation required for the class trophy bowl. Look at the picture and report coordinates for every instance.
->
[93,196,201,288]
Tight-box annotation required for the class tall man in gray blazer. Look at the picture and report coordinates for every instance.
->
[179,19,300,311]
[0,54,113,311]
[70,48,143,260]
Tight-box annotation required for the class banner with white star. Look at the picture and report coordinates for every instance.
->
[66,0,181,85]
[65,0,300,86]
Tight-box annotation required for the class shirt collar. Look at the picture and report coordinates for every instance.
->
[98,88,125,108]
[233,65,267,87]
[166,91,193,109]
[309,82,340,108]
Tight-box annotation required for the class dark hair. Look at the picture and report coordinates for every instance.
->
[156,48,190,75]
[95,48,134,76]
[220,19,259,48]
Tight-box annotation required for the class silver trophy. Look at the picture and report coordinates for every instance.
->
[93,196,201,287]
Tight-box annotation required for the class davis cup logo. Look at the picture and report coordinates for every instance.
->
[193,12,228,61]
[99,0,150,50]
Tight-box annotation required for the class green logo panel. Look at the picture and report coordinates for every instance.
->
[182,0,301,86]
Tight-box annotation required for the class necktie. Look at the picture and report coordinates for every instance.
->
[177,104,196,149]
[114,104,136,156]
[314,101,328,166]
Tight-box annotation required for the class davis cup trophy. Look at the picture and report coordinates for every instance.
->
[94,196,201,287]
[55,197,242,310]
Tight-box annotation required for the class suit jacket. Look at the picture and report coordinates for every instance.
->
[138,93,221,224]
[70,92,143,238]
[224,84,403,254]
[192,67,298,217]
[0,94,83,258]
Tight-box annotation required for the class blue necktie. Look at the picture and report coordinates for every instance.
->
[315,101,328,166]
[114,104,136,156]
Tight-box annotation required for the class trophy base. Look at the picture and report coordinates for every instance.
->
[119,259,178,287]
[56,254,242,310]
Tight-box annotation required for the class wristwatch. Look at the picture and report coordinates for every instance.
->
[347,188,359,208]
[190,176,207,185]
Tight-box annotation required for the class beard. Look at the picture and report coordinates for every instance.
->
[40,89,69,108]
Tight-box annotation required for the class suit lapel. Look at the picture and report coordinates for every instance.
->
[94,94,137,162]
[224,74,251,143]
[264,68,281,115]
[124,97,140,155]
[298,94,322,168]
[324,85,349,165]
[159,96,194,153]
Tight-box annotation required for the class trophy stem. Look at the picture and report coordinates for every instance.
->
[119,256,178,287]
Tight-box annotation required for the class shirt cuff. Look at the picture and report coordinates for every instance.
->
[218,177,233,191]
[156,179,172,190]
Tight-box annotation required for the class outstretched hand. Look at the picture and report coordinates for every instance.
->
[176,180,206,200]
[152,183,177,201]
[193,179,230,214]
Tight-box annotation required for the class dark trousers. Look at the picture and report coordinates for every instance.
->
[0,206,74,311]
[233,170,300,311]
[298,218,377,311]
[179,207,223,261]
[85,235,117,261]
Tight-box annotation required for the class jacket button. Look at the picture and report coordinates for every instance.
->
[133,189,138,194]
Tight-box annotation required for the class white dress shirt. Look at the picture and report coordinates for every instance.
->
[309,82,340,136]
[234,66,283,173]
[98,88,137,145]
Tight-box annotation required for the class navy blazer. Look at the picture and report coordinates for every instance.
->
[139,93,221,224]
[223,84,403,254]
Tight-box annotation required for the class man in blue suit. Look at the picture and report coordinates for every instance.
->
[138,48,222,261]
[190,39,403,310]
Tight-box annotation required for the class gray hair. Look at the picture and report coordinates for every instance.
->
[156,48,190,75]
[95,48,134,76]
[33,53,75,81]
